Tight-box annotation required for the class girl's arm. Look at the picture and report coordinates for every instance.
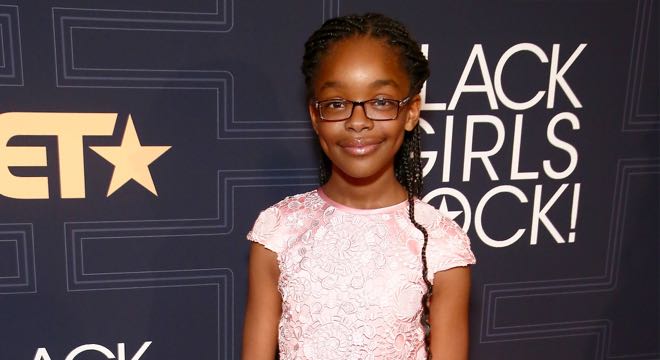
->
[241,243,282,359]
[429,266,472,360]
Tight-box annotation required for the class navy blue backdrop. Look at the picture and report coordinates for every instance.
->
[0,1,658,359]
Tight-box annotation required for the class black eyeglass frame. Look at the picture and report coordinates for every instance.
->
[313,96,412,122]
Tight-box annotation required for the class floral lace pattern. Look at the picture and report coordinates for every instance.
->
[248,189,476,360]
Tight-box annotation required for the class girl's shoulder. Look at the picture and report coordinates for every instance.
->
[411,199,476,279]
[247,189,324,253]
[412,198,464,231]
[263,189,325,215]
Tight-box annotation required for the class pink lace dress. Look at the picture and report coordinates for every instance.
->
[247,189,476,360]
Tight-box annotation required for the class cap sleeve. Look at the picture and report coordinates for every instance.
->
[425,215,476,283]
[246,206,285,254]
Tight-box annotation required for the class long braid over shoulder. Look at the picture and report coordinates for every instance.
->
[301,13,434,358]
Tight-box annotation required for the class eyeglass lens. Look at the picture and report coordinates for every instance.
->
[318,99,402,121]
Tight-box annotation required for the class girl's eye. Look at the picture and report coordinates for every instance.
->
[371,99,396,109]
[323,100,347,110]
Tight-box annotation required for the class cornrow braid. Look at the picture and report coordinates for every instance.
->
[302,13,434,358]
[319,152,332,185]
[399,126,433,358]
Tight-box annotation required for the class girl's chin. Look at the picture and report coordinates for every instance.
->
[329,165,394,184]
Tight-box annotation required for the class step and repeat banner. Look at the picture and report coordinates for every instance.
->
[1,0,658,359]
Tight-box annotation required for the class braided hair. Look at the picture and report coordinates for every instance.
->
[302,13,434,358]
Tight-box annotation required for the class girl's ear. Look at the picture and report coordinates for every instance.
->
[404,94,421,131]
[308,101,320,134]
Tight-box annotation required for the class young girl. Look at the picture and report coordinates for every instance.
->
[242,13,476,360]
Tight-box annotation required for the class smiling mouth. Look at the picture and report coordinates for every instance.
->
[339,138,383,156]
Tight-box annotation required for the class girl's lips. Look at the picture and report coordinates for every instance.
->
[339,138,383,156]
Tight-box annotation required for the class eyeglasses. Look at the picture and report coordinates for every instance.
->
[314,96,411,121]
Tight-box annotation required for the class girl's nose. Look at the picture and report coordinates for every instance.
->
[344,104,374,132]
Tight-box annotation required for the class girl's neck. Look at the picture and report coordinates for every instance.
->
[321,166,408,209]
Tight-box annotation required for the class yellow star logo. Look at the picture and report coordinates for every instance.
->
[90,115,171,197]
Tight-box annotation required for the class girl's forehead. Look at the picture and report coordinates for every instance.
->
[314,36,410,91]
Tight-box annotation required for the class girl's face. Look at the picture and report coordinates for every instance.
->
[309,36,421,183]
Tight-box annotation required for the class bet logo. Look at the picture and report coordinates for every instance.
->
[0,112,171,199]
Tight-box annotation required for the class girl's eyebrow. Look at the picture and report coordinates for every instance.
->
[369,79,401,89]
[319,81,343,90]
[319,79,401,91]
